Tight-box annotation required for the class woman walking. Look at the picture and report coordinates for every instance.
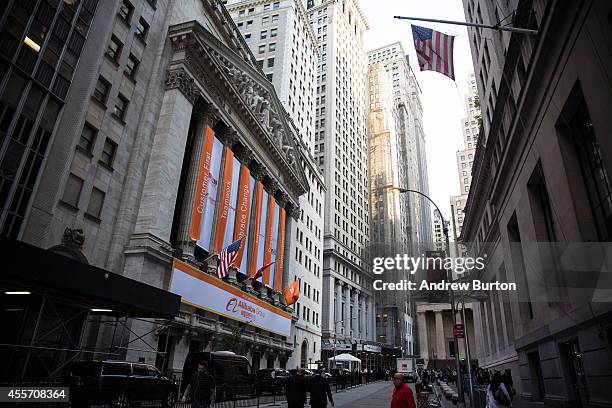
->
[486,372,512,407]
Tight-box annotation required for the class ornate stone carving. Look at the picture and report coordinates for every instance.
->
[250,162,267,181]
[192,103,220,127]
[62,228,85,249]
[234,146,254,164]
[219,128,239,147]
[165,68,201,104]
[287,204,301,220]
[266,179,280,195]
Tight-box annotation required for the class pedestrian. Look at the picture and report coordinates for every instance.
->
[309,370,334,408]
[391,373,416,408]
[181,361,215,408]
[502,370,515,398]
[286,368,308,408]
[486,372,512,407]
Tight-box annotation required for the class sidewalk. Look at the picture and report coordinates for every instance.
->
[257,380,393,408]
[433,382,555,408]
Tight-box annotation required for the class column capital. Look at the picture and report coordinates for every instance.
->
[234,145,254,164]
[192,103,220,127]
[265,178,280,195]
[218,128,240,148]
[165,67,201,104]
[286,203,301,220]
[251,162,267,181]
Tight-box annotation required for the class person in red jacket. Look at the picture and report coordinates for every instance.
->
[391,373,416,408]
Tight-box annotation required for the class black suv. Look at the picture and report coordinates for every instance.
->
[256,368,290,395]
[68,360,177,407]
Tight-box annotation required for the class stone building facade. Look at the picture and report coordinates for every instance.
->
[461,0,612,406]
[2,0,313,376]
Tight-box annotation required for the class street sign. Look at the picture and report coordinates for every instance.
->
[453,323,465,338]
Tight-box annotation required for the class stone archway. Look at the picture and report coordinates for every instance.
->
[300,339,308,368]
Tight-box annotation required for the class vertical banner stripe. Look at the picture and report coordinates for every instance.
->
[263,195,276,286]
[233,164,251,267]
[213,148,234,253]
[276,208,286,292]
[189,126,215,241]
[249,181,264,278]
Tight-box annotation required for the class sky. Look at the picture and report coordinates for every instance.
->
[360,0,474,221]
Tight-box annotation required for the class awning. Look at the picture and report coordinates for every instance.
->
[0,237,180,318]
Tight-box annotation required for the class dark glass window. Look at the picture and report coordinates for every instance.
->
[118,0,134,24]
[93,76,110,105]
[135,17,150,42]
[59,50,78,82]
[62,173,83,208]
[113,94,129,121]
[125,54,140,79]
[68,31,85,55]
[43,36,63,69]
[570,101,612,241]
[267,57,274,67]
[86,187,105,219]
[78,123,96,153]
[100,138,117,168]
[16,47,38,74]
[106,35,123,64]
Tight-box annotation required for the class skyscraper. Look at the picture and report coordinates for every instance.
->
[226,0,325,370]
[305,0,378,366]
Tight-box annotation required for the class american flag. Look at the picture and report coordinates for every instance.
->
[411,24,455,80]
[216,238,243,279]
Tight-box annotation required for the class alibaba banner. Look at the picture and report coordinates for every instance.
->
[170,259,292,336]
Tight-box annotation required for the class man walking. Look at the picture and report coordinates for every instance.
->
[391,373,416,408]
[286,368,308,408]
[182,361,215,408]
[309,370,334,408]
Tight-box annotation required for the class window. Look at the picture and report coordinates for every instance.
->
[270,28,277,37]
[269,42,276,51]
[262,16,269,24]
[258,44,265,54]
[246,20,253,28]
[135,17,149,42]
[273,1,280,8]
[244,33,251,43]
[78,123,97,153]
[118,0,134,24]
[267,57,274,67]
[106,35,122,64]
[93,76,110,105]
[266,73,273,82]
[247,7,254,14]
[62,174,83,208]
[86,187,105,220]
[125,53,140,79]
[113,94,129,121]
[100,138,117,168]
[271,14,279,23]
[264,3,271,11]
[260,30,267,39]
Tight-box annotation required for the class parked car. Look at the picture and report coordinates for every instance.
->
[182,351,256,401]
[68,360,177,407]
[256,368,290,395]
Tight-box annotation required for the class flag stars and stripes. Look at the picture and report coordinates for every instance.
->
[411,24,455,80]
[216,238,243,279]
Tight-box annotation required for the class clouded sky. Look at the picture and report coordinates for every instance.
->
[360,0,474,221]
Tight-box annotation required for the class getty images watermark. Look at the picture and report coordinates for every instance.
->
[371,253,517,292]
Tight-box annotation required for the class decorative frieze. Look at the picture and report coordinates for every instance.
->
[165,68,201,104]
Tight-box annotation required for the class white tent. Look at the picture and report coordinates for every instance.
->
[328,353,361,371]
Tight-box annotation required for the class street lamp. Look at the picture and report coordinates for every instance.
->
[393,187,465,402]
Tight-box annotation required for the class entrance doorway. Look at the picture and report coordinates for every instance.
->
[560,340,589,408]
[527,351,545,401]
[252,352,261,371]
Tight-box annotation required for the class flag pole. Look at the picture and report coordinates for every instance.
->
[393,15,538,35]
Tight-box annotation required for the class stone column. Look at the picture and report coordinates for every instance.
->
[417,311,429,360]
[434,311,446,360]
[175,103,220,260]
[123,68,200,364]
[368,296,375,342]
[335,281,343,335]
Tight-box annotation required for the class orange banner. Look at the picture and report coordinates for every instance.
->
[284,280,300,306]
[276,208,286,291]
[249,181,264,279]
[189,126,215,241]
[263,195,276,286]
[212,148,234,253]
[233,164,251,267]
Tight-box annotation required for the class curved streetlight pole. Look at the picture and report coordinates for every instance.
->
[394,188,464,403]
